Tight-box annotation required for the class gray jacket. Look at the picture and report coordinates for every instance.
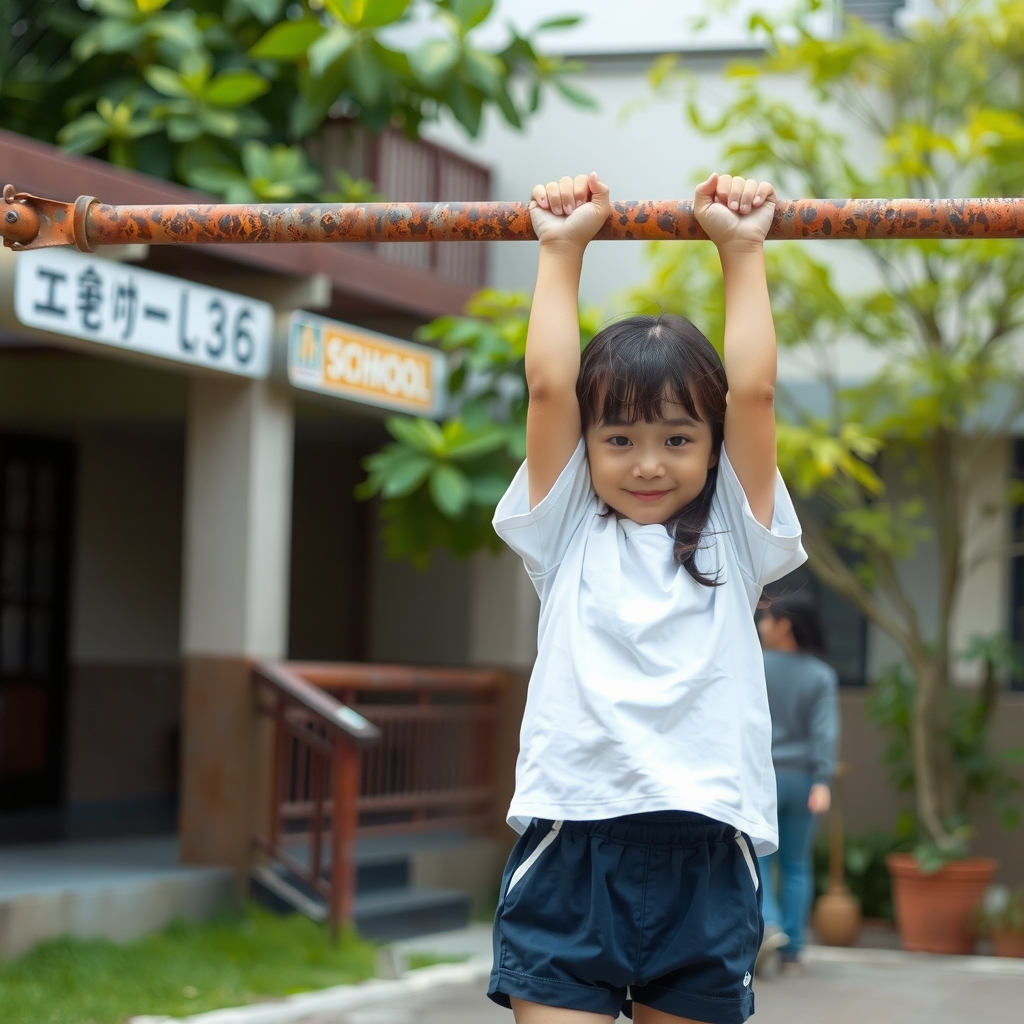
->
[762,649,839,783]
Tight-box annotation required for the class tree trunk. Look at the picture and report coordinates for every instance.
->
[909,654,957,848]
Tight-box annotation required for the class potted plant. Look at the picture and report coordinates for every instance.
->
[977,886,1024,958]
[870,639,1023,954]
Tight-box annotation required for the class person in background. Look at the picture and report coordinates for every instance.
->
[755,589,839,976]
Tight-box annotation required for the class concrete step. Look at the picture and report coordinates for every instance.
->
[355,886,471,941]
[250,864,471,941]
[0,836,235,960]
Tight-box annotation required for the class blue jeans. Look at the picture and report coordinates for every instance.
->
[758,771,818,956]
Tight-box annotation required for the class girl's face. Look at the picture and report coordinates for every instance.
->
[584,398,717,525]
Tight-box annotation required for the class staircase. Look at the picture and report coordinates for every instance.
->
[252,662,507,938]
[251,831,471,940]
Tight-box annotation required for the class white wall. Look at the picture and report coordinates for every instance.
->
[426,53,888,384]
[0,350,190,664]
[391,0,813,55]
[367,509,474,665]
[71,424,185,663]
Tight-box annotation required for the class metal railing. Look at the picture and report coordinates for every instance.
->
[9,190,1024,253]
[252,660,506,933]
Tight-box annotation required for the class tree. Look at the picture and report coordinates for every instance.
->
[358,290,601,566]
[0,0,591,198]
[361,0,1024,857]
[644,0,1024,855]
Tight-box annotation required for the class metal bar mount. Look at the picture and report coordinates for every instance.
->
[5,183,1024,250]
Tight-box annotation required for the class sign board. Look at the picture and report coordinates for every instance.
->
[14,248,273,378]
[287,311,446,416]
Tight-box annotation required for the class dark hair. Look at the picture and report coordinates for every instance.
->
[766,589,827,654]
[576,313,728,586]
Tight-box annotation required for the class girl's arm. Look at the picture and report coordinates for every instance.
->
[693,173,778,527]
[525,172,611,508]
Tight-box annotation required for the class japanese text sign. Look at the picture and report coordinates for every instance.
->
[14,248,273,378]
[287,312,446,416]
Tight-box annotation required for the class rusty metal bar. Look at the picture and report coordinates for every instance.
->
[5,184,1024,250]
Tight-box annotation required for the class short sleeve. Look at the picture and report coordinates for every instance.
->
[713,444,806,587]
[493,439,597,579]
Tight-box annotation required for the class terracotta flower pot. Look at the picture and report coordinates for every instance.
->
[992,927,1024,958]
[886,853,997,954]
[812,885,862,946]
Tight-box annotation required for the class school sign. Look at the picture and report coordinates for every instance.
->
[287,311,446,417]
[14,248,273,378]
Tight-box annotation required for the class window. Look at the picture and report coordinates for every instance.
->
[0,435,75,810]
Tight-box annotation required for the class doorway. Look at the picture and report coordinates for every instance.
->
[0,434,75,810]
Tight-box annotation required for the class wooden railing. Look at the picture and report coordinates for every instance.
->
[252,661,507,933]
[306,123,491,287]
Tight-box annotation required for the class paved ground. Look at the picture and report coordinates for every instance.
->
[302,943,1024,1024]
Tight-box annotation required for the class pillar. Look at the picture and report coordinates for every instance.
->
[469,549,539,853]
[178,375,294,877]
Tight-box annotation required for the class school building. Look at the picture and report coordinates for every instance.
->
[0,125,539,955]
[2,0,1023,953]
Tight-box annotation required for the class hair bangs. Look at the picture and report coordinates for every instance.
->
[591,341,705,429]
[578,315,724,431]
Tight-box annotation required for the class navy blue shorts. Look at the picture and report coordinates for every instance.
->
[488,811,763,1023]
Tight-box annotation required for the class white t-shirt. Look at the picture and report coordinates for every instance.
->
[493,439,807,855]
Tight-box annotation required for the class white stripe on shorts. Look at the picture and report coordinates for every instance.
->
[734,830,759,891]
[506,820,563,896]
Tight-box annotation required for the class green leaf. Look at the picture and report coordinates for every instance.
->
[144,65,190,99]
[409,37,460,87]
[347,40,385,103]
[57,113,112,153]
[184,164,253,201]
[73,21,147,60]
[236,0,284,24]
[330,0,411,29]
[451,0,493,32]
[379,453,434,498]
[534,15,583,30]
[429,464,472,517]
[386,416,445,454]
[289,90,331,139]
[553,78,598,110]
[462,48,503,95]
[445,78,483,136]
[166,115,203,142]
[137,0,173,11]
[205,70,271,108]
[199,108,244,139]
[309,25,355,78]
[445,426,507,460]
[250,17,326,59]
[320,170,383,203]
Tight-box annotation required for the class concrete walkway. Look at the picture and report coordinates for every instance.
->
[302,937,1024,1024]
[0,837,233,959]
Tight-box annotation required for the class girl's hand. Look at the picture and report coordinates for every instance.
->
[530,172,611,250]
[693,173,776,250]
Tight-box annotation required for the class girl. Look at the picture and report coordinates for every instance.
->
[487,171,806,1024]
[756,590,839,975]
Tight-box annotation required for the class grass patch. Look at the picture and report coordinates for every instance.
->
[404,952,470,971]
[0,904,377,1024]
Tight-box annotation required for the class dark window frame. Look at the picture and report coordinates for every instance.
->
[0,433,75,810]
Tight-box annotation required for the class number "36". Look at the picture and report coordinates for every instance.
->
[206,300,255,364]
